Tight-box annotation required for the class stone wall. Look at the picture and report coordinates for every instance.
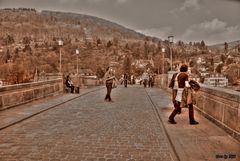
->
[0,79,63,110]
[195,85,240,141]
[68,76,100,88]
[82,77,100,87]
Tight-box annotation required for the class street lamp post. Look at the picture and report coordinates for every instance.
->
[161,48,165,74]
[168,36,174,71]
[76,49,79,74]
[160,48,166,87]
[58,40,63,73]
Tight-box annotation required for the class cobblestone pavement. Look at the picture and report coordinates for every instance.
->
[0,86,176,161]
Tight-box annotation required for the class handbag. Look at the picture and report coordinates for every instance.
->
[189,80,200,91]
[112,80,117,88]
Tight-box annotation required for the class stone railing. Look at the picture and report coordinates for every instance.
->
[0,78,63,110]
[81,77,100,87]
[70,76,100,88]
[155,74,240,141]
[195,85,240,141]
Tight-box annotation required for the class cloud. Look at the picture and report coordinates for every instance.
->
[180,0,200,11]
[116,0,129,3]
[137,27,173,40]
[86,0,129,4]
[180,18,240,45]
[58,0,80,4]
[86,0,105,3]
[170,0,200,15]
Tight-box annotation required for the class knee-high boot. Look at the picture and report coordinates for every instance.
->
[189,104,199,125]
[169,102,180,124]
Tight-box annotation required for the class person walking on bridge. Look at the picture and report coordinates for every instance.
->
[104,67,115,102]
[142,71,149,88]
[123,73,128,88]
[168,64,199,125]
[169,71,181,114]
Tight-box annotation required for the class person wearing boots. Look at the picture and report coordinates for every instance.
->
[104,67,115,102]
[168,64,199,125]
[169,71,181,114]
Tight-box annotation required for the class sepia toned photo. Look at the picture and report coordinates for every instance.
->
[0,0,239,160]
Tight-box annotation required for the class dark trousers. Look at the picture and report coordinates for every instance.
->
[105,83,113,101]
[169,102,195,122]
[143,79,147,88]
[172,90,181,113]
[67,85,75,93]
[124,80,127,87]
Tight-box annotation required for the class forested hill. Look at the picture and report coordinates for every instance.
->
[209,40,240,50]
[41,10,145,40]
[0,8,159,84]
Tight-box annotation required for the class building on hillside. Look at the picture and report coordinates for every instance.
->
[133,59,154,69]
[200,71,210,77]
[204,74,228,87]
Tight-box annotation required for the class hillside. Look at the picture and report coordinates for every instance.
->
[0,8,239,86]
[41,10,145,40]
[0,8,159,84]
[0,8,146,42]
[209,40,240,50]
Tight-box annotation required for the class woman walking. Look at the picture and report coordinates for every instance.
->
[104,67,115,102]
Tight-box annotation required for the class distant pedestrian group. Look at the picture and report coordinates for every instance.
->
[141,71,154,88]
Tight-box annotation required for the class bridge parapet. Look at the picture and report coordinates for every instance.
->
[0,79,63,110]
[196,85,240,141]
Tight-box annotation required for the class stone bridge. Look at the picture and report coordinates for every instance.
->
[0,78,239,161]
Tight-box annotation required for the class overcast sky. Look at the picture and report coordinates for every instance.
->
[0,0,240,45]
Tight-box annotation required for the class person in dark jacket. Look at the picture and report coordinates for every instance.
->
[66,75,75,93]
[123,73,128,88]
[168,64,199,125]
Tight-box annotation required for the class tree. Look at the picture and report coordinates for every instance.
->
[96,66,105,78]
[107,40,112,48]
[200,40,205,49]
[123,55,132,74]
[22,36,31,45]
[5,49,11,63]
[144,41,149,59]
[220,54,227,63]
[96,38,101,46]
[5,35,15,45]
[225,64,240,85]
[224,42,228,53]
[153,54,164,74]
[113,37,119,46]
[125,43,129,49]
[215,63,224,73]
[226,57,234,65]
